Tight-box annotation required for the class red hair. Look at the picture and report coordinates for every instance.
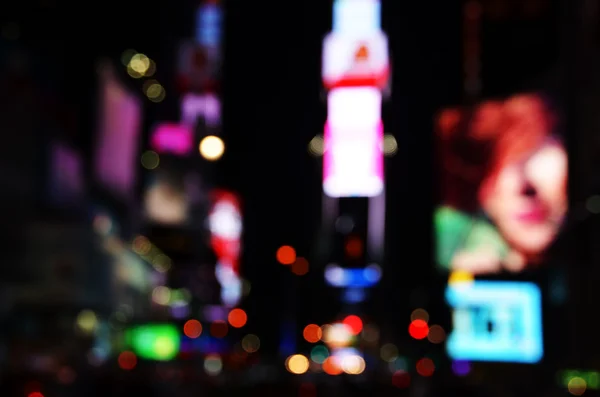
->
[437,93,558,212]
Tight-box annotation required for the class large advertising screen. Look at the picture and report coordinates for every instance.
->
[323,87,384,198]
[94,62,142,202]
[434,93,567,275]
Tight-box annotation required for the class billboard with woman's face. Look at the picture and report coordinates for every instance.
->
[435,93,568,275]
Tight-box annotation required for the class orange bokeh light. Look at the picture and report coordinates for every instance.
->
[118,351,137,370]
[276,245,296,265]
[342,315,363,335]
[409,319,429,340]
[183,319,202,338]
[291,257,309,275]
[303,324,322,343]
[228,308,248,328]
[322,357,343,375]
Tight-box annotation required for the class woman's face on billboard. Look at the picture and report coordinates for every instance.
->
[480,137,567,261]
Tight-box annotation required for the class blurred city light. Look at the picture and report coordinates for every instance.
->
[228,308,248,328]
[241,334,260,353]
[303,324,323,343]
[276,245,296,265]
[199,135,225,160]
[183,319,202,338]
[286,354,309,374]
[409,319,429,340]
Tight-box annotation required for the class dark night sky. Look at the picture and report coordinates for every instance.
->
[2,0,567,362]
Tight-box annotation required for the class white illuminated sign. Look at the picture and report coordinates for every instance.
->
[322,32,389,89]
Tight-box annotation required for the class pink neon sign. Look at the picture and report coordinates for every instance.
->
[150,123,193,155]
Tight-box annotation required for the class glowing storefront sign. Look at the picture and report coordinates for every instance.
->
[446,281,543,363]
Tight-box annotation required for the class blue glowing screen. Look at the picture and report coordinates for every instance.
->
[445,281,543,363]
[195,4,222,49]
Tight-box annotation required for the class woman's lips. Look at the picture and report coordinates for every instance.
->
[515,206,548,223]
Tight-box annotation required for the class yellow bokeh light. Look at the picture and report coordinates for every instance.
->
[148,89,166,103]
[152,254,172,273]
[128,53,150,75]
[242,334,260,353]
[308,135,324,156]
[383,134,398,156]
[568,377,587,396]
[152,286,171,305]
[145,82,164,100]
[286,354,309,375]
[199,136,225,161]
[145,60,156,77]
[76,310,98,334]
[141,150,159,170]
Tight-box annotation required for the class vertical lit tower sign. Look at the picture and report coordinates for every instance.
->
[321,0,389,298]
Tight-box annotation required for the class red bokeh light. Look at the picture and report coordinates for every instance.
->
[183,319,202,338]
[392,370,411,388]
[342,315,363,335]
[28,393,44,397]
[416,358,435,377]
[118,351,137,370]
[228,308,248,328]
[408,319,429,340]
[276,246,296,265]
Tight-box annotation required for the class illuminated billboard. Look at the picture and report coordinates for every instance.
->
[209,190,243,307]
[323,87,384,197]
[195,3,222,50]
[150,123,194,156]
[435,93,567,274]
[181,93,221,127]
[94,62,142,201]
[322,32,389,89]
[445,281,543,363]
[332,0,381,35]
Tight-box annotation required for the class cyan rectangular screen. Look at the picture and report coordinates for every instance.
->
[445,281,543,363]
